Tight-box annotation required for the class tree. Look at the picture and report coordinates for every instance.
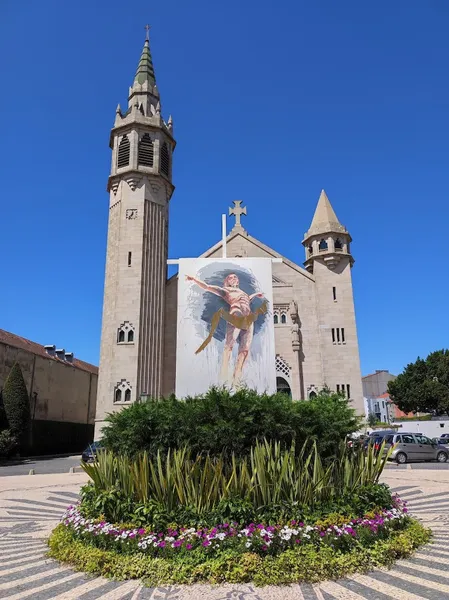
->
[388,350,449,416]
[2,362,31,452]
[367,412,377,427]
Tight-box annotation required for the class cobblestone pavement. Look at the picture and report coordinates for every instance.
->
[0,471,449,599]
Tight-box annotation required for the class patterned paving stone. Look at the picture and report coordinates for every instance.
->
[1,472,449,599]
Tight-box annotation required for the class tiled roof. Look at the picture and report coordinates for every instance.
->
[0,329,98,375]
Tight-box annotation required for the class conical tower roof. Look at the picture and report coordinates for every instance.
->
[134,38,156,86]
[304,190,347,238]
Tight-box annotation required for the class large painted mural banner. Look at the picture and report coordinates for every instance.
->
[175,258,276,398]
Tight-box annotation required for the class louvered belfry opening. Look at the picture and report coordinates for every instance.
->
[160,142,170,176]
[138,133,154,167]
[117,135,130,168]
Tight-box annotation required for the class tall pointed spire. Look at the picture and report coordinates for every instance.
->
[134,27,156,86]
[306,189,346,237]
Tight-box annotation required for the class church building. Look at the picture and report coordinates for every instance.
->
[95,33,364,437]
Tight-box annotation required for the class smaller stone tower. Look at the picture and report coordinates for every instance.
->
[302,190,364,415]
[95,30,176,438]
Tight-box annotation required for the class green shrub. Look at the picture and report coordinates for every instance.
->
[101,388,361,459]
[47,519,431,585]
[0,429,18,458]
[80,441,391,527]
[2,362,31,452]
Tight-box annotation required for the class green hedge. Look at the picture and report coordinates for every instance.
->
[48,519,431,585]
[101,388,361,458]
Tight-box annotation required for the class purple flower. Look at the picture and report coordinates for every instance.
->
[319,531,325,537]
[173,540,182,547]
[158,541,166,548]
[186,543,193,550]
[202,540,211,547]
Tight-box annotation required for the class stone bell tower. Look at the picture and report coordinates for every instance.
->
[95,29,176,437]
[302,190,364,415]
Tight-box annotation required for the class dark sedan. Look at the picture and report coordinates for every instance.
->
[81,441,104,463]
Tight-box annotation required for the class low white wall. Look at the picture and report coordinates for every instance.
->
[391,420,449,438]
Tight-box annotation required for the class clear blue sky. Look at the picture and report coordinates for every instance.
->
[1,0,448,377]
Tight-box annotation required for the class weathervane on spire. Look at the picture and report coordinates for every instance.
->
[144,24,150,41]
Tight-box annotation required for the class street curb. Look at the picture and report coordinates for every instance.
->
[69,466,84,474]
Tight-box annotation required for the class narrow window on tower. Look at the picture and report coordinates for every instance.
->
[341,328,345,343]
[333,286,337,301]
[124,389,131,402]
[347,384,351,398]
[128,330,134,343]
[160,142,170,176]
[341,384,345,396]
[281,313,287,324]
[319,239,328,251]
[128,252,132,267]
[274,314,279,324]
[118,330,125,343]
[117,135,130,168]
[336,328,340,343]
[332,328,335,343]
[138,133,154,167]
[115,388,122,403]
[336,384,340,393]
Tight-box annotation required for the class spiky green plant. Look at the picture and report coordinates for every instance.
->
[81,440,391,517]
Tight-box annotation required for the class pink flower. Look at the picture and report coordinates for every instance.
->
[202,540,211,547]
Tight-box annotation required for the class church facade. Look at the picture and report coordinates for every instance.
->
[94,34,364,438]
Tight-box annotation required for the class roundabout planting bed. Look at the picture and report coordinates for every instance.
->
[47,441,431,585]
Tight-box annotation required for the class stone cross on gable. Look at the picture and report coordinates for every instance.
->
[229,200,247,229]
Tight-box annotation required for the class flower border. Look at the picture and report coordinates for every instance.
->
[61,494,409,558]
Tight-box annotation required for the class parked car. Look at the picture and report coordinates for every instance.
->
[381,432,448,464]
[81,441,104,463]
[440,433,449,439]
[363,430,397,452]
[433,437,449,447]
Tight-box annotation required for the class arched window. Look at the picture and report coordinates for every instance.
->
[160,142,170,176]
[114,379,132,403]
[273,314,279,324]
[276,377,291,397]
[309,391,317,399]
[138,134,154,167]
[335,238,343,251]
[117,321,135,344]
[281,313,287,324]
[319,239,328,251]
[308,245,313,256]
[117,135,130,168]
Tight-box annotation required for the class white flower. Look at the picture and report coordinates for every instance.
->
[245,542,251,548]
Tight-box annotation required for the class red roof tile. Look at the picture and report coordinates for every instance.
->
[0,329,98,375]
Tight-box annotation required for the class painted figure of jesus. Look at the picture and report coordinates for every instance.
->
[186,273,267,388]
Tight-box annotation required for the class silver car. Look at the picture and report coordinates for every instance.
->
[382,432,449,464]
